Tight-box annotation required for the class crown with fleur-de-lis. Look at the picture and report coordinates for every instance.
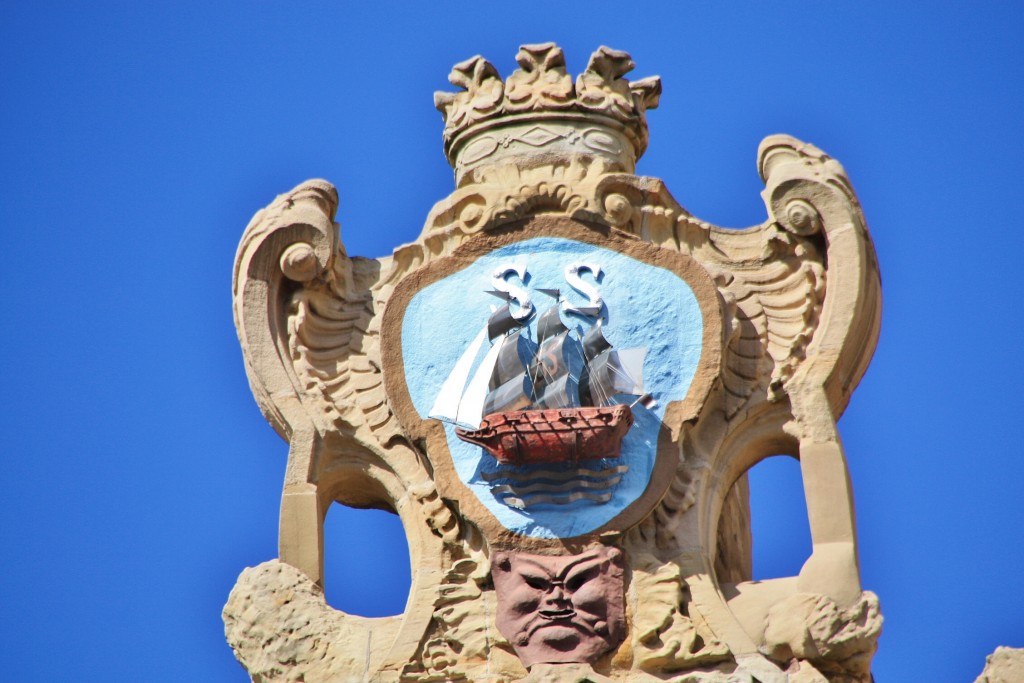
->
[435,44,661,181]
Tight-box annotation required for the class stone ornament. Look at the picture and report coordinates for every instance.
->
[224,44,883,683]
[974,647,1024,683]
[491,547,626,667]
[435,43,659,184]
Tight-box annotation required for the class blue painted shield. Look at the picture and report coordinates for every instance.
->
[391,229,715,541]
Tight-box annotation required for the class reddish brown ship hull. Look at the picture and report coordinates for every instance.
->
[455,404,634,466]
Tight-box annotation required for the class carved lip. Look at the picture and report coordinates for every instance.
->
[539,608,576,621]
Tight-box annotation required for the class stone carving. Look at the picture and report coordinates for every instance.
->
[224,560,382,680]
[226,44,883,682]
[575,47,657,123]
[491,547,625,667]
[716,225,825,418]
[761,592,881,682]
[435,44,660,182]
[436,56,504,134]
[400,556,501,683]
[504,43,574,113]
[630,553,731,672]
[974,647,1024,683]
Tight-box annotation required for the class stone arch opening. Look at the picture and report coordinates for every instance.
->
[322,500,411,617]
[743,454,812,580]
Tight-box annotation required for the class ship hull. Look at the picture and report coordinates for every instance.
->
[455,404,634,466]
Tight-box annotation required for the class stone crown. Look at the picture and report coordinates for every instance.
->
[435,44,661,180]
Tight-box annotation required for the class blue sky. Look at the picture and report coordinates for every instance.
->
[1,3,1021,681]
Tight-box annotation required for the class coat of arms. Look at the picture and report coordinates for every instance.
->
[224,44,883,683]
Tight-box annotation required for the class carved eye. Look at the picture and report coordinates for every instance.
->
[524,575,549,590]
[566,564,600,592]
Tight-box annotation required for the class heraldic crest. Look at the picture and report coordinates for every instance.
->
[224,44,883,683]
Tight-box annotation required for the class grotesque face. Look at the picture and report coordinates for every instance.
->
[491,547,625,666]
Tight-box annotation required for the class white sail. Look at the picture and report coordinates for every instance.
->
[614,348,646,395]
[429,326,487,424]
[455,336,504,429]
[583,347,647,406]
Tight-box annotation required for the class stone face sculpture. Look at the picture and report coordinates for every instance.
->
[491,548,625,667]
[224,43,883,682]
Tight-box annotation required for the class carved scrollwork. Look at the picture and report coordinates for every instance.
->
[233,179,339,438]
[400,508,519,683]
[756,135,879,420]
[233,179,416,452]
[421,159,608,241]
[709,225,826,416]
[409,480,461,543]
[631,554,731,672]
[624,461,699,551]
[780,199,821,236]
[401,557,498,683]
[602,192,633,228]
[280,241,322,281]
[286,265,404,445]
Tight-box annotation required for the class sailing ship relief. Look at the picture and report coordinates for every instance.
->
[395,235,707,538]
[428,261,655,510]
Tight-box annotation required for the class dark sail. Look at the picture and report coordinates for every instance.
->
[487,304,522,341]
[580,320,645,407]
[484,328,534,415]
[527,306,583,408]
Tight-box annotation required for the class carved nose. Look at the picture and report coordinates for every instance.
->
[538,583,575,621]
[544,584,568,606]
